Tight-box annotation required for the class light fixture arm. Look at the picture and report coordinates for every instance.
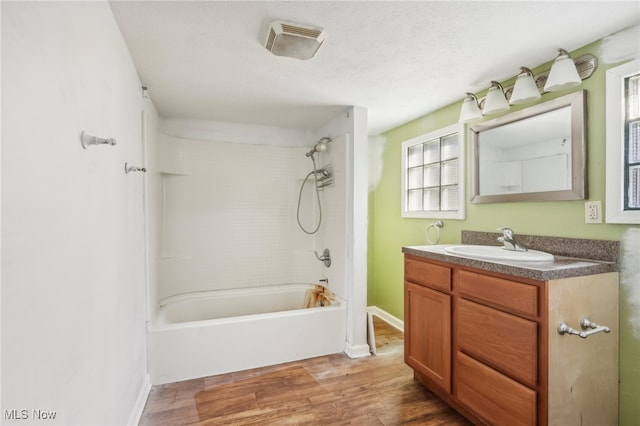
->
[490,80,505,92]
[466,92,480,106]
[519,66,534,77]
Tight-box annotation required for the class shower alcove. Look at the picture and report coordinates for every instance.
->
[143,106,369,384]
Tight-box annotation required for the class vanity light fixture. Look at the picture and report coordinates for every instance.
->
[482,81,511,115]
[509,67,541,105]
[458,48,597,123]
[544,48,582,92]
[458,93,483,123]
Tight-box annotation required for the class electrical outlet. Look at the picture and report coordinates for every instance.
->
[585,201,602,223]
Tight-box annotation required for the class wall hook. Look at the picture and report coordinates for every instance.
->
[125,162,147,174]
[80,131,116,149]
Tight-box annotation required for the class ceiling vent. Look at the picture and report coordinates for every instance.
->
[264,20,326,60]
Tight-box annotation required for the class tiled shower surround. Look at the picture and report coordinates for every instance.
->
[152,131,342,302]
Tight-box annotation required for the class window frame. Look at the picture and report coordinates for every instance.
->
[606,59,640,224]
[401,123,465,220]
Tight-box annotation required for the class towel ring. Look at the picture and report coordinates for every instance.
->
[426,221,443,245]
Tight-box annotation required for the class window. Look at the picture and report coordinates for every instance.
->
[606,59,640,223]
[401,124,465,219]
[624,73,640,209]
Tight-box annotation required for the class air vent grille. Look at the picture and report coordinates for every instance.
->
[266,28,277,51]
[281,24,322,39]
[264,20,326,60]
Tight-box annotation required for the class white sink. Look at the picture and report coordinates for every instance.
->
[444,245,554,262]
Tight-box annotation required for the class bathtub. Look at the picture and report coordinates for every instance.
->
[147,284,347,384]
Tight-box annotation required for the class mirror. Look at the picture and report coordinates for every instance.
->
[470,90,587,203]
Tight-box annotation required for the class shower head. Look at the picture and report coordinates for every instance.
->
[306,142,326,157]
[305,137,331,157]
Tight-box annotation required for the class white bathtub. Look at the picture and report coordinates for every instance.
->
[147,284,347,384]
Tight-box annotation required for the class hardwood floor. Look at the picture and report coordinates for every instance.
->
[139,316,471,425]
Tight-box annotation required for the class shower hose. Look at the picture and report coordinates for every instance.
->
[296,155,323,235]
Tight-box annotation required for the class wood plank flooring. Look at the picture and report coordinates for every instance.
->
[139,316,471,425]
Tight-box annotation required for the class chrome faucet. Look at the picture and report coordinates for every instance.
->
[497,227,527,252]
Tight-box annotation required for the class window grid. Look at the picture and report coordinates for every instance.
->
[405,133,460,213]
[624,73,640,209]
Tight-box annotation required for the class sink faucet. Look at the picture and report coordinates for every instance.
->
[497,227,527,252]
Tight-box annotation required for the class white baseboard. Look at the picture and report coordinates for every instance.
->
[344,342,372,359]
[128,374,151,426]
[367,306,404,332]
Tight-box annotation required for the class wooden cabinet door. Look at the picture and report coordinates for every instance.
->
[405,282,451,393]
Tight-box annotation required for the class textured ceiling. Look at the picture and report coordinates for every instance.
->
[109,1,640,135]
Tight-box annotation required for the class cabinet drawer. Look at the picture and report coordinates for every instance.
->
[456,352,536,426]
[405,257,451,292]
[457,299,537,387]
[458,270,538,317]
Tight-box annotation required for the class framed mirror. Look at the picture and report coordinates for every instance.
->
[470,90,587,203]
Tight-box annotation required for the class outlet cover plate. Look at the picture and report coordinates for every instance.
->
[585,201,602,223]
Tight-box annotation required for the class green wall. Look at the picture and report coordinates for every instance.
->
[368,39,639,424]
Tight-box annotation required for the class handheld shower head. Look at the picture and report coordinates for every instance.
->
[305,137,331,157]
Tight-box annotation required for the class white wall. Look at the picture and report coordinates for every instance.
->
[1,2,149,425]
[143,96,161,324]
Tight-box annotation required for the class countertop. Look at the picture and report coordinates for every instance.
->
[402,244,619,281]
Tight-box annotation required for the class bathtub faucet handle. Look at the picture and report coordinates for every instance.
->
[314,249,331,268]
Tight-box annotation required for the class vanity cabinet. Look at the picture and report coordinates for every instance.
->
[404,254,618,426]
